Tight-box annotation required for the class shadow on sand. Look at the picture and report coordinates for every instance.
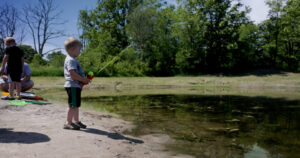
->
[83,128,144,144]
[0,128,50,144]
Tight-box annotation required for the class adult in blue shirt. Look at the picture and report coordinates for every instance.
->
[0,62,34,92]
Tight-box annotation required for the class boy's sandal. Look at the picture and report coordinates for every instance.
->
[63,123,80,130]
[74,121,87,129]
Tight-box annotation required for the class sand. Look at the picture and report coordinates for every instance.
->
[0,100,194,158]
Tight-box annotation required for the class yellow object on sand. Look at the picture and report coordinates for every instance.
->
[2,92,44,100]
[2,92,9,96]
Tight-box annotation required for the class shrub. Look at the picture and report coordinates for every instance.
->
[31,66,64,76]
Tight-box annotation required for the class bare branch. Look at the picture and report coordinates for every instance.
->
[43,48,64,55]
[0,3,25,57]
[21,0,65,56]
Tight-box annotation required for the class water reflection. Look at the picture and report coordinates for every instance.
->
[244,144,269,158]
[82,95,300,158]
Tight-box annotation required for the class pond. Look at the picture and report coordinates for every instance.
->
[80,93,300,158]
[35,86,300,158]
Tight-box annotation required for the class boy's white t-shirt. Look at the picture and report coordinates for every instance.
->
[64,55,85,88]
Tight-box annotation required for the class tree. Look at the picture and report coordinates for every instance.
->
[265,0,286,67]
[126,5,156,53]
[148,5,179,76]
[22,0,65,56]
[19,45,38,63]
[78,10,90,49]
[79,0,143,52]
[77,0,299,76]
[177,0,250,73]
[31,54,48,68]
[0,4,26,60]
[47,51,66,67]
[78,0,144,75]
[258,0,300,71]
[280,0,300,71]
[237,23,262,70]
[125,1,179,76]
[174,0,206,74]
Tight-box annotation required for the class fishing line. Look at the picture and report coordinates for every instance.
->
[97,45,132,73]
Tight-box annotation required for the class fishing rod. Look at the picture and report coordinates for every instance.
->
[96,45,132,73]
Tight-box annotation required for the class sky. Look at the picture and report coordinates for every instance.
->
[0,0,269,55]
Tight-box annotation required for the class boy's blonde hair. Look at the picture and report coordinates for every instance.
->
[64,37,82,53]
[4,37,16,44]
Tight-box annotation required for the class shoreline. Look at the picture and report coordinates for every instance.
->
[1,74,299,157]
[32,73,300,90]
[0,100,193,158]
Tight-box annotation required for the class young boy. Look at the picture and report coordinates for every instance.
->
[63,37,90,130]
[0,37,24,100]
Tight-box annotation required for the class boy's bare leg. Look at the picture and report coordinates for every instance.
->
[15,82,21,97]
[0,83,9,92]
[74,108,79,122]
[73,108,86,128]
[8,82,14,97]
[67,107,78,124]
[66,107,74,124]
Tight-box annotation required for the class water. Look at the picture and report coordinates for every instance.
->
[81,94,300,158]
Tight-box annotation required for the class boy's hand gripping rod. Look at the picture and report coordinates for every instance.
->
[81,71,95,88]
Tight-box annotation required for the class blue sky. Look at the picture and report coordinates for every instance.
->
[1,0,269,55]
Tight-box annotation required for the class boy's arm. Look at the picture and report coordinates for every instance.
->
[21,74,30,83]
[1,74,8,81]
[1,55,8,74]
[69,70,90,84]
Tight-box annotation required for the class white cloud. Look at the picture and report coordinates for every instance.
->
[166,0,269,23]
[241,0,269,23]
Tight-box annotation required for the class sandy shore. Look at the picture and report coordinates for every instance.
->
[0,100,193,158]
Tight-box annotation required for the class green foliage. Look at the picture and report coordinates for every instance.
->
[77,0,147,76]
[19,45,37,63]
[280,0,300,71]
[47,51,66,67]
[256,0,300,71]
[126,2,178,76]
[31,66,64,76]
[78,0,143,54]
[30,54,48,68]
[111,47,148,76]
[174,2,206,74]
[126,4,156,50]
[79,45,147,76]
[76,0,300,76]
[237,24,262,70]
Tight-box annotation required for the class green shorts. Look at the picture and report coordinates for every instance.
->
[65,87,81,108]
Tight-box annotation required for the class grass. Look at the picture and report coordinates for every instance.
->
[32,72,300,87]
[31,67,64,76]
[31,72,300,100]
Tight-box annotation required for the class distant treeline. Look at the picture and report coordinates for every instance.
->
[77,0,300,76]
[2,0,299,77]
